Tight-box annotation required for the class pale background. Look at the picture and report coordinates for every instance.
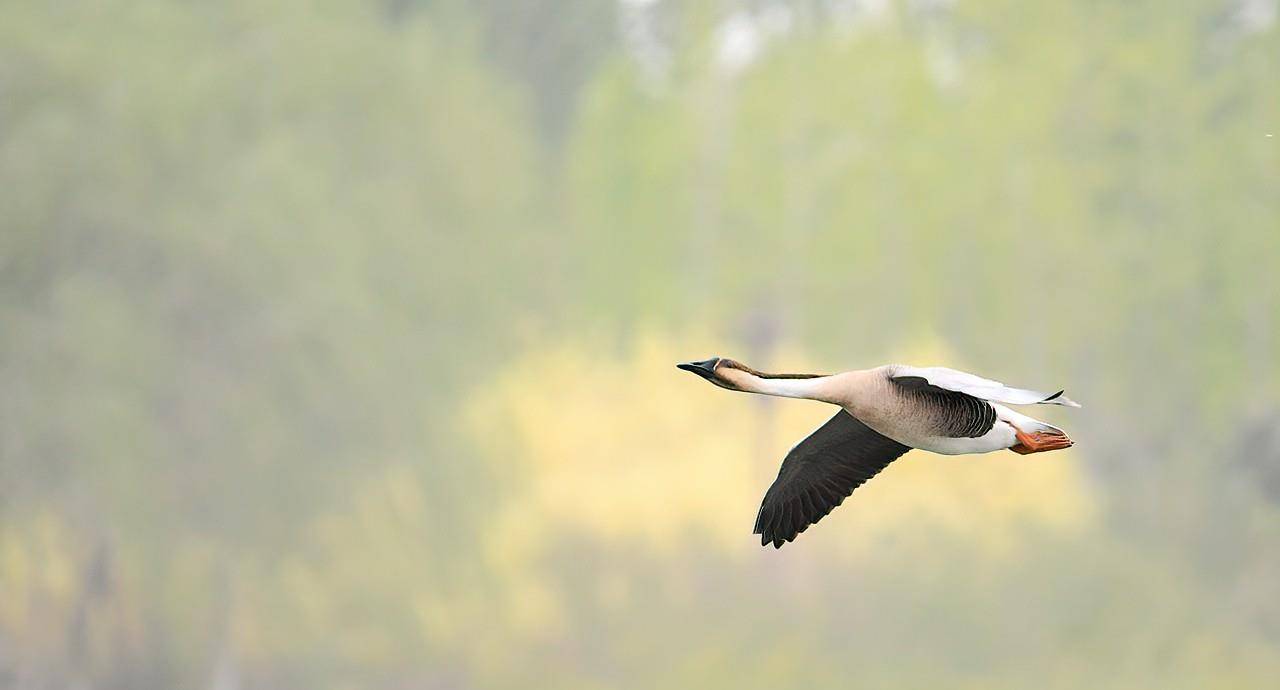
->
[2,1,1278,688]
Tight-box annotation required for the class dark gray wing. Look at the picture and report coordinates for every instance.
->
[889,375,997,438]
[753,411,910,549]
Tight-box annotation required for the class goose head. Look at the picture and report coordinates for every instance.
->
[677,357,741,390]
[680,357,830,397]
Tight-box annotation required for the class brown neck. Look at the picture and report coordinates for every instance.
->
[732,363,825,380]
[718,363,845,404]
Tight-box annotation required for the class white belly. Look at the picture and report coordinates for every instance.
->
[845,402,1024,457]
[912,420,1017,455]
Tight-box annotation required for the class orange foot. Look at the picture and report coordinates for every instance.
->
[1010,427,1073,455]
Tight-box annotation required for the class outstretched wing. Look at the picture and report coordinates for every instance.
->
[754,411,910,549]
[889,365,1081,407]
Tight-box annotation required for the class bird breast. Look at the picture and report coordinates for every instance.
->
[840,369,998,451]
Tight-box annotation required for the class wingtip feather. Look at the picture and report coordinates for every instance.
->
[1044,390,1082,408]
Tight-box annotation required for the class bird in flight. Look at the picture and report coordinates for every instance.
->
[676,357,1080,548]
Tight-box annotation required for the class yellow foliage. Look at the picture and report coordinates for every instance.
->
[232,332,1102,666]
[466,333,1097,568]
[236,463,498,667]
[0,511,78,645]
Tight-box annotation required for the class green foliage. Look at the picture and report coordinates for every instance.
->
[1,0,1278,688]
[2,1,547,685]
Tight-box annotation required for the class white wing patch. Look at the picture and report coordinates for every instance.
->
[891,365,1081,408]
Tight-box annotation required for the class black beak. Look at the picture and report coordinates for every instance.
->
[677,357,720,381]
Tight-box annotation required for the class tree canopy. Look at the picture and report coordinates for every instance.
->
[1,1,1277,688]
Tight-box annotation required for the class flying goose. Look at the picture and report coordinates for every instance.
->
[676,357,1081,548]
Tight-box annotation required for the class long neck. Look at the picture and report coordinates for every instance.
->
[721,368,846,404]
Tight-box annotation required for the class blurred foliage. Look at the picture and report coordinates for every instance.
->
[468,336,1094,558]
[0,0,1278,688]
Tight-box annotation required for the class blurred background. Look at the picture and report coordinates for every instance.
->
[2,0,1278,688]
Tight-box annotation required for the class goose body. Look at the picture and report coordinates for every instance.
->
[676,357,1081,548]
